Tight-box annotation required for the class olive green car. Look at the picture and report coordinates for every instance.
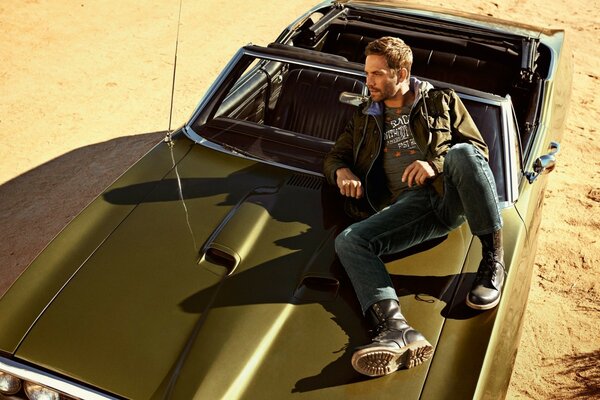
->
[0,1,571,399]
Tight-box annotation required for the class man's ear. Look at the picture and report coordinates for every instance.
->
[397,67,409,83]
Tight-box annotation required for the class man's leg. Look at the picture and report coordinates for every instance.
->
[335,188,451,376]
[335,188,451,313]
[439,143,505,310]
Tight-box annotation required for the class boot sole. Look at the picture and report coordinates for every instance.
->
[351,340,433,377]
[465,294,501,310]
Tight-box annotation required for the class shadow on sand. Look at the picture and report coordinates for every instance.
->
[0,131,164,296]
[558,349,600,398]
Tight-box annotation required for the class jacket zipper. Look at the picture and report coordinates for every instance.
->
[353,121,368,165]
[364,113,383,212]
[410,88,433,155]
[360,86,433,212]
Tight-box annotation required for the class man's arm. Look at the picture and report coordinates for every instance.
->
[448,90,489,159]
[424,89,489,176]
[323,116,357,186]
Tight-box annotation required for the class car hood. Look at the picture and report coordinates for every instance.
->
[2,138,477,399]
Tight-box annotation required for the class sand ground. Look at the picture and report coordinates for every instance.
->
[0,1,598,398]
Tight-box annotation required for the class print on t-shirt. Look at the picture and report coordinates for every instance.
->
[383,105,424,198]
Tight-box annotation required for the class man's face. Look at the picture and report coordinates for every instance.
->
[364,54,401,102]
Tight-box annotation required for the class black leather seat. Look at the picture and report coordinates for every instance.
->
[269,68,365,141]
[321,32,513,95]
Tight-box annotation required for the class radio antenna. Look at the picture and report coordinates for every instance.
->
[165,0,183,144]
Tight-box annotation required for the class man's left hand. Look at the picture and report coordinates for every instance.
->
[402,161,436,187]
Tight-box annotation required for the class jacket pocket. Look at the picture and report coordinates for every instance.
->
[426,102,451,130]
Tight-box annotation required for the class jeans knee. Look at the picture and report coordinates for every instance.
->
[335,226,369,256]
[446,143,477,163]
[335,228,353,255]
[445,143,482,174]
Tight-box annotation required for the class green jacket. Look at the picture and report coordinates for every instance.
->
[323,78,489,218]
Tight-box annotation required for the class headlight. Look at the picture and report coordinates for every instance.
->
[0,371,22,395]
[1,356,117,399]
[24,382,62,400]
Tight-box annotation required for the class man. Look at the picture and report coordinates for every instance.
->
[323,37,505,377]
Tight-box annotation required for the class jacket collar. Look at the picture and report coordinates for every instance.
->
[362,77,434,116]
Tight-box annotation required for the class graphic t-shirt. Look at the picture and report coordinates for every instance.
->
[382,104,425,199]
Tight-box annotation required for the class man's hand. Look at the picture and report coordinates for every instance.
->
[336,167,363,199]
[402,160,436,187]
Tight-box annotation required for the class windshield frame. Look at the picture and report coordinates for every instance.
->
[183,45,519,206]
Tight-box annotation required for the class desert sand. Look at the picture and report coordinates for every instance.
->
[0,0,598,398]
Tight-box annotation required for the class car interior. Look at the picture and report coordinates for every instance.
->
[288,5,550,157]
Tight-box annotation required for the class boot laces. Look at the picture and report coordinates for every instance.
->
[369,322,387,338]
[476,251,498,280]
[371,319,409,340]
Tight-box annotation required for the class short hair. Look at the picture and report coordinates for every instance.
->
[365,37,413,75]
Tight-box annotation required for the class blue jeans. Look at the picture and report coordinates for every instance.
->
[335,144,503,314]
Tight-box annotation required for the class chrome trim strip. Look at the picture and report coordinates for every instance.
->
[186,48,247,127]
[0,356,118,400]
[498,200,512,210]
[500,101,515,204]
[503,95,521,203]
[243,49,365,77]
[455,92,505,106]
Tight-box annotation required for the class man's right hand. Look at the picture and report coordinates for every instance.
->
[336,167,363,199]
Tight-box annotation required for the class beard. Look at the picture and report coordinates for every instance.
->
[368,79,400,102]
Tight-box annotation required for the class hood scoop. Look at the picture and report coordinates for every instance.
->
[198,187,277,277]
[293,269,339,303]
[285,173,323,190]
[199,175,325,277]
[293,226,339,303]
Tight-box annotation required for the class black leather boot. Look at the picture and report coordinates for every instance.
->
[351,299,433,377]
[467,230,506,310]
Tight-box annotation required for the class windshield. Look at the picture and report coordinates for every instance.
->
[189,51,366,173]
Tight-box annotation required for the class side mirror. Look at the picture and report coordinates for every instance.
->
[525,141,560,183]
